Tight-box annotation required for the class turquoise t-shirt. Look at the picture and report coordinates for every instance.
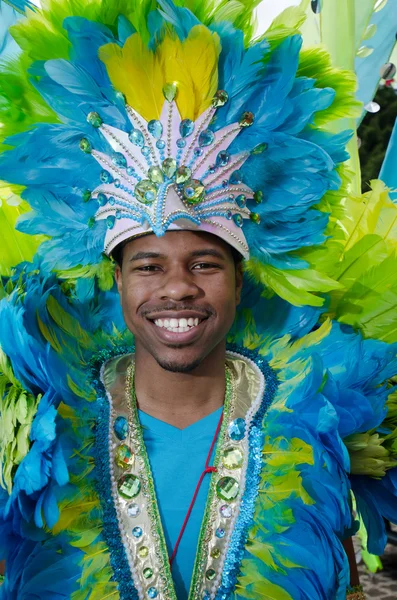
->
[139,407,223,600]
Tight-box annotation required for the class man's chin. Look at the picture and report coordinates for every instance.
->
[155,357,202,373]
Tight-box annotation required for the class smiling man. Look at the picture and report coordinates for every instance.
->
[2,1,397,600]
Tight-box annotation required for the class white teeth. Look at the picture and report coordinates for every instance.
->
[153,316,203,332]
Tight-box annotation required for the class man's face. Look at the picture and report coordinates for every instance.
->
[115,230,243,372]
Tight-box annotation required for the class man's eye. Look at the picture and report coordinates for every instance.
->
[192,262,219,270]
[136,265,160,272]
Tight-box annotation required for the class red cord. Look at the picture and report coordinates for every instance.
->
[169,410,224,568]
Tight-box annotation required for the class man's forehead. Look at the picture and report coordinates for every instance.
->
[123,230,232,257]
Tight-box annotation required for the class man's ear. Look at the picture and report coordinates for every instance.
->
[115,265,123,295]
[235,261,243,305]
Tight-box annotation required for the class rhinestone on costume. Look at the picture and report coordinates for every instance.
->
[194,148,203,157]
[114,416,129,440]
[198,129,215,147]
[115,444,135,470]
[142,146,151,157]
[127,503,141,518]
[216,151,230,167]
[129,129,145,147]
[239,111,254,127]
[216,476,240,501]
[79,138,92,153]
[228,418,246,441]
[252,142,268,155]
[220,504,233,518]
[148,587,158,599]
[138,546,149,558]
[202,592,211,600]
[254,190,263,204]
[81,190,91,203]
[115,210,122,220]
[162,158,177,179]
[148,119,163,139]
[215,527,225,538]
[235,194,246,208]
[88,217,95,228]
[87,111,103,128]
[118,474,141,499]
[210,547,221,559]
[126,166,135,176]
[180,119,194,137]
[212,89,229,107]
[229,170,242,185]
[232,214,243,228]
[156,140,166,150]
[143,568,153,579]
[148,166,164,184]
[106,215,116,229]
[163,82,178,102]
[135,180,157,205]
[250,212,261,224]
[132,526,143,538]
[206,569,216,581]
[96,193,107,206]
[222,446,244,469]
[112,152,127,168]
[175,166,192,184]
[183,179,205,204]
[100,170,113,184]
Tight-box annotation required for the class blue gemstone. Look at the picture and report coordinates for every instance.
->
[203,593,211,600]
[229,170,242,185]
[148,588,158,599]
[141,146,150,156]
[176,138,186,148]
[126,166,135,176]
[232,213,244,227]
[226,210,233,220]
[112,152,127,168]
[215,527,225,538]
[180,119,194,138]
[109,197,115,206]
[114,179,121,188]
[132,526,143,538]
[97,193,107,206]
[198,129,215,147]
[235,194,246,208]
[114,416,129,440]
[156,140,166,150]
[222,180,228,188]
[115,210,121,219]
[100,170,113,184]
[147,119,163,139]
[216,151,230,167]
[106,215,115,230]
[228,418,246,441]
[194,148,203,157]
[129,129,144,147]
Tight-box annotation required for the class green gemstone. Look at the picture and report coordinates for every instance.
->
[82,190,91,203]
[87,111,103,128]
[117,474,141,499]
[250,212,261,224]
[163,82,178,102]
[206,568,216,581]
[254,190,263,204]
[143,568,153,579]
[135,180,157,205]
[88,216,95,228]
[148,166,164,184]
[79,138,92,154]
[222,446,244,470]
[251,142,268,155]
[175,166,192,184]
[115,444,135,470]
[210,547,221,559]
[239,111,254,128]
[183,179,205,205]
[212,89,229,108]
[162,158,177,179]
[216,476,239,502]
[138,546,149,558]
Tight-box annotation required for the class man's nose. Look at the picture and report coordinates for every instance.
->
[158,268,201,301]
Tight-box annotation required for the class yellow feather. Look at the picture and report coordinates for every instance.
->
[100,27,220,121]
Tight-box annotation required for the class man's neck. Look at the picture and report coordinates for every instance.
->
[134,345,226,429]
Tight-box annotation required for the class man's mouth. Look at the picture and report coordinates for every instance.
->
[153,317,202,333]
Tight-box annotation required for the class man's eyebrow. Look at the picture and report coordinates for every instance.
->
[189,249,226,259]
[128,251,166,262]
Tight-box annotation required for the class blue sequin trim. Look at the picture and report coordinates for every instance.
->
[215,345,279,600]
[90,347,139,600]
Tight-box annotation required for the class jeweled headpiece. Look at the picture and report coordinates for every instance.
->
[86,88,256,258]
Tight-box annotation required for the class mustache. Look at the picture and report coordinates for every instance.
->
[140,303,215,318]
